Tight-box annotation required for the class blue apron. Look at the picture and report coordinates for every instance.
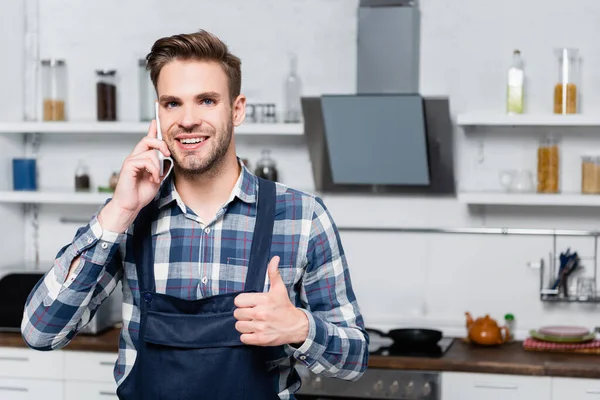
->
[116,178,281,400]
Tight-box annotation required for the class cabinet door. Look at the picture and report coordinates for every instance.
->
[64,381,118,400]
[0,377,63,400]
[553,377,600,399]
[442,372,552,400]
[64,351,117,383]
[0,347,64,380]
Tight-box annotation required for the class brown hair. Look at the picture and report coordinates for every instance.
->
[146,30,242,103]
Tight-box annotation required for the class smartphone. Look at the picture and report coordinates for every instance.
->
[155,101,166,177]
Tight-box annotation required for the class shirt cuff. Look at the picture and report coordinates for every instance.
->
[292,308,330,367]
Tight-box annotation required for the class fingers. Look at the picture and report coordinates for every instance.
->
[234,292,267,308]
[130,121,170,158]
[235,320,264,334]
[123,155,161,184]
[233,307,254,321]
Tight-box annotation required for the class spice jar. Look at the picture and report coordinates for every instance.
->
[537,136,560,193]
[41,59,67,121]
[138,59,155,121]
[581,155,600,194]
[554,48,579,114]
[254,150,279,182]
[74,160,90,192]
[96,70,117,121]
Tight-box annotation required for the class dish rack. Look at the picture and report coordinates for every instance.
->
[536,233,600,303]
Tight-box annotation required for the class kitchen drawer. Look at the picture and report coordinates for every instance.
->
[442,372,552,400]
[64,351,117,383]
[0,377,63,400]
[553,377,600,399]
[0,347,64,380]
[65,381,118,399]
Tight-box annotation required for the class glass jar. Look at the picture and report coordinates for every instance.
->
[554,48,579,114]
[74,160,90,192]
[254,149,279,182]
[96,70,117,121]
[537,136,560,193]
[284,54,302,123]
[41,59,67,121]
[139,59,156,121]
[581,154,600,194]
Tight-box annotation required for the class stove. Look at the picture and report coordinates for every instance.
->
[295,337,454,399]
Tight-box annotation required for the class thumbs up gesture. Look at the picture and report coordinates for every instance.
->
[233,256,309,347]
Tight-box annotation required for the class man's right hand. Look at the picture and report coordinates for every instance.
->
[97,120,171,234]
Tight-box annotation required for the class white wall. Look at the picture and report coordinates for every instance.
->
[3,0,600,338]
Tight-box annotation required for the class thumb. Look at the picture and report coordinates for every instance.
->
[267,256,284,292]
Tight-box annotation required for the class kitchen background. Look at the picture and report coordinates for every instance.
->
[2,0,600,340]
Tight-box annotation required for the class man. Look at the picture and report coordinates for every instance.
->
[22,29,368,399]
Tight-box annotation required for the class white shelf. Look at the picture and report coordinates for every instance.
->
[456,113,600,127]
[0,121,304,136]
[0,190,111,205]
[458,192,600,207]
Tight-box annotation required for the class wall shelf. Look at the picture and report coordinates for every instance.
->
[0,190,110,205]
[458,192,600,207]
[0,121,304,136]
[456,113,600,127]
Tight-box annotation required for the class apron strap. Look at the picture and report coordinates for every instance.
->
[244,178,276,293]
[133,202,157,294]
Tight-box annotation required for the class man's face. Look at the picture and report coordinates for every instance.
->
[156,59,243,177]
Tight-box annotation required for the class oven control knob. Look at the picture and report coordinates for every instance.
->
[373,379,384,394]
[311,377,322,390]
[405,380,415,396]
[389,380,400,394]
[422,382,432,396]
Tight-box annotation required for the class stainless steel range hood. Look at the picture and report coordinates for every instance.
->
[301,0,455,195]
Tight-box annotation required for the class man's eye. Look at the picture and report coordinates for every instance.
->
[202,99,215,106]
[166,101,178,108]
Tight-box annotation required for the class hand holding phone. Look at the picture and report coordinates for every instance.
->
[155,101,174,180]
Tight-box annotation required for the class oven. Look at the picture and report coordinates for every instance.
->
[295,365,441,400]
[293,329,453,400]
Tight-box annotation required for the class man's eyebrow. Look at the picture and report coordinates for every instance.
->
[195,92,221,100]
[159,95,181,103]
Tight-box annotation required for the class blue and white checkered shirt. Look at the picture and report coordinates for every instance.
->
[21,162,368,399]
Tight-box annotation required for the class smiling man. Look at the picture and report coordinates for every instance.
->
[21,30,368,400]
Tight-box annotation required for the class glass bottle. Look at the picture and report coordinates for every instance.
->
[41,59,67,121]
[537,135,560,193]
[504,313,515,342]
[284,54,302,123]
[554,48,579,114]
[506,50,524,115]
[74,160,90,192]
[254,150,279,182]
[96,69,117,121]
[139,59,156,121]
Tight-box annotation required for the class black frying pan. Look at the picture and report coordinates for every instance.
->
[367,328,442,348]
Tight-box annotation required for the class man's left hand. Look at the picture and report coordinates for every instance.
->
[233,256,309,346]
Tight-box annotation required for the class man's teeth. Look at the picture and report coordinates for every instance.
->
[179,137,205,144]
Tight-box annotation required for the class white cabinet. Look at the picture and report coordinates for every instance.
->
[0,346,64,380]
[64,351,117,383]
[553,377,600,399]
[0,377,63,400]
[442,372,552,400]
[64,382,118,399]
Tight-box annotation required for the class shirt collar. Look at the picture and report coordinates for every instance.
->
[156,158,257,210]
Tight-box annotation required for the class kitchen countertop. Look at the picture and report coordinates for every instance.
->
[3,329,600,378]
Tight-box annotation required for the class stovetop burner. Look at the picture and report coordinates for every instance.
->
[369,337,454,358]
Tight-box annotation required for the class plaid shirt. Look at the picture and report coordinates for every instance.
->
[21,162,368,399]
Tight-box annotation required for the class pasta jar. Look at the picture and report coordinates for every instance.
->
[537,136,560,193]
[554,48,579,114]
[41,59,67,121]
[581,154,600,194]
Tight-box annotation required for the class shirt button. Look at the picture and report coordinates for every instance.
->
[299,355,307,361]
[201,276,208,284]
[87,238,93,244]
[101,242,108,249]
[204,227,211,234]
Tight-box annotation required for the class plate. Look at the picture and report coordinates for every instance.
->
[530,330,596,343]
[538,325,590,338]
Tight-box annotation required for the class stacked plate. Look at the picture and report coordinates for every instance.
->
[529,325,596,343]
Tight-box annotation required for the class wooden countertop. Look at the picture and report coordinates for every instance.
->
[4,329,600,378]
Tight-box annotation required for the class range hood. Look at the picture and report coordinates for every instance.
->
[301,0,455,195]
